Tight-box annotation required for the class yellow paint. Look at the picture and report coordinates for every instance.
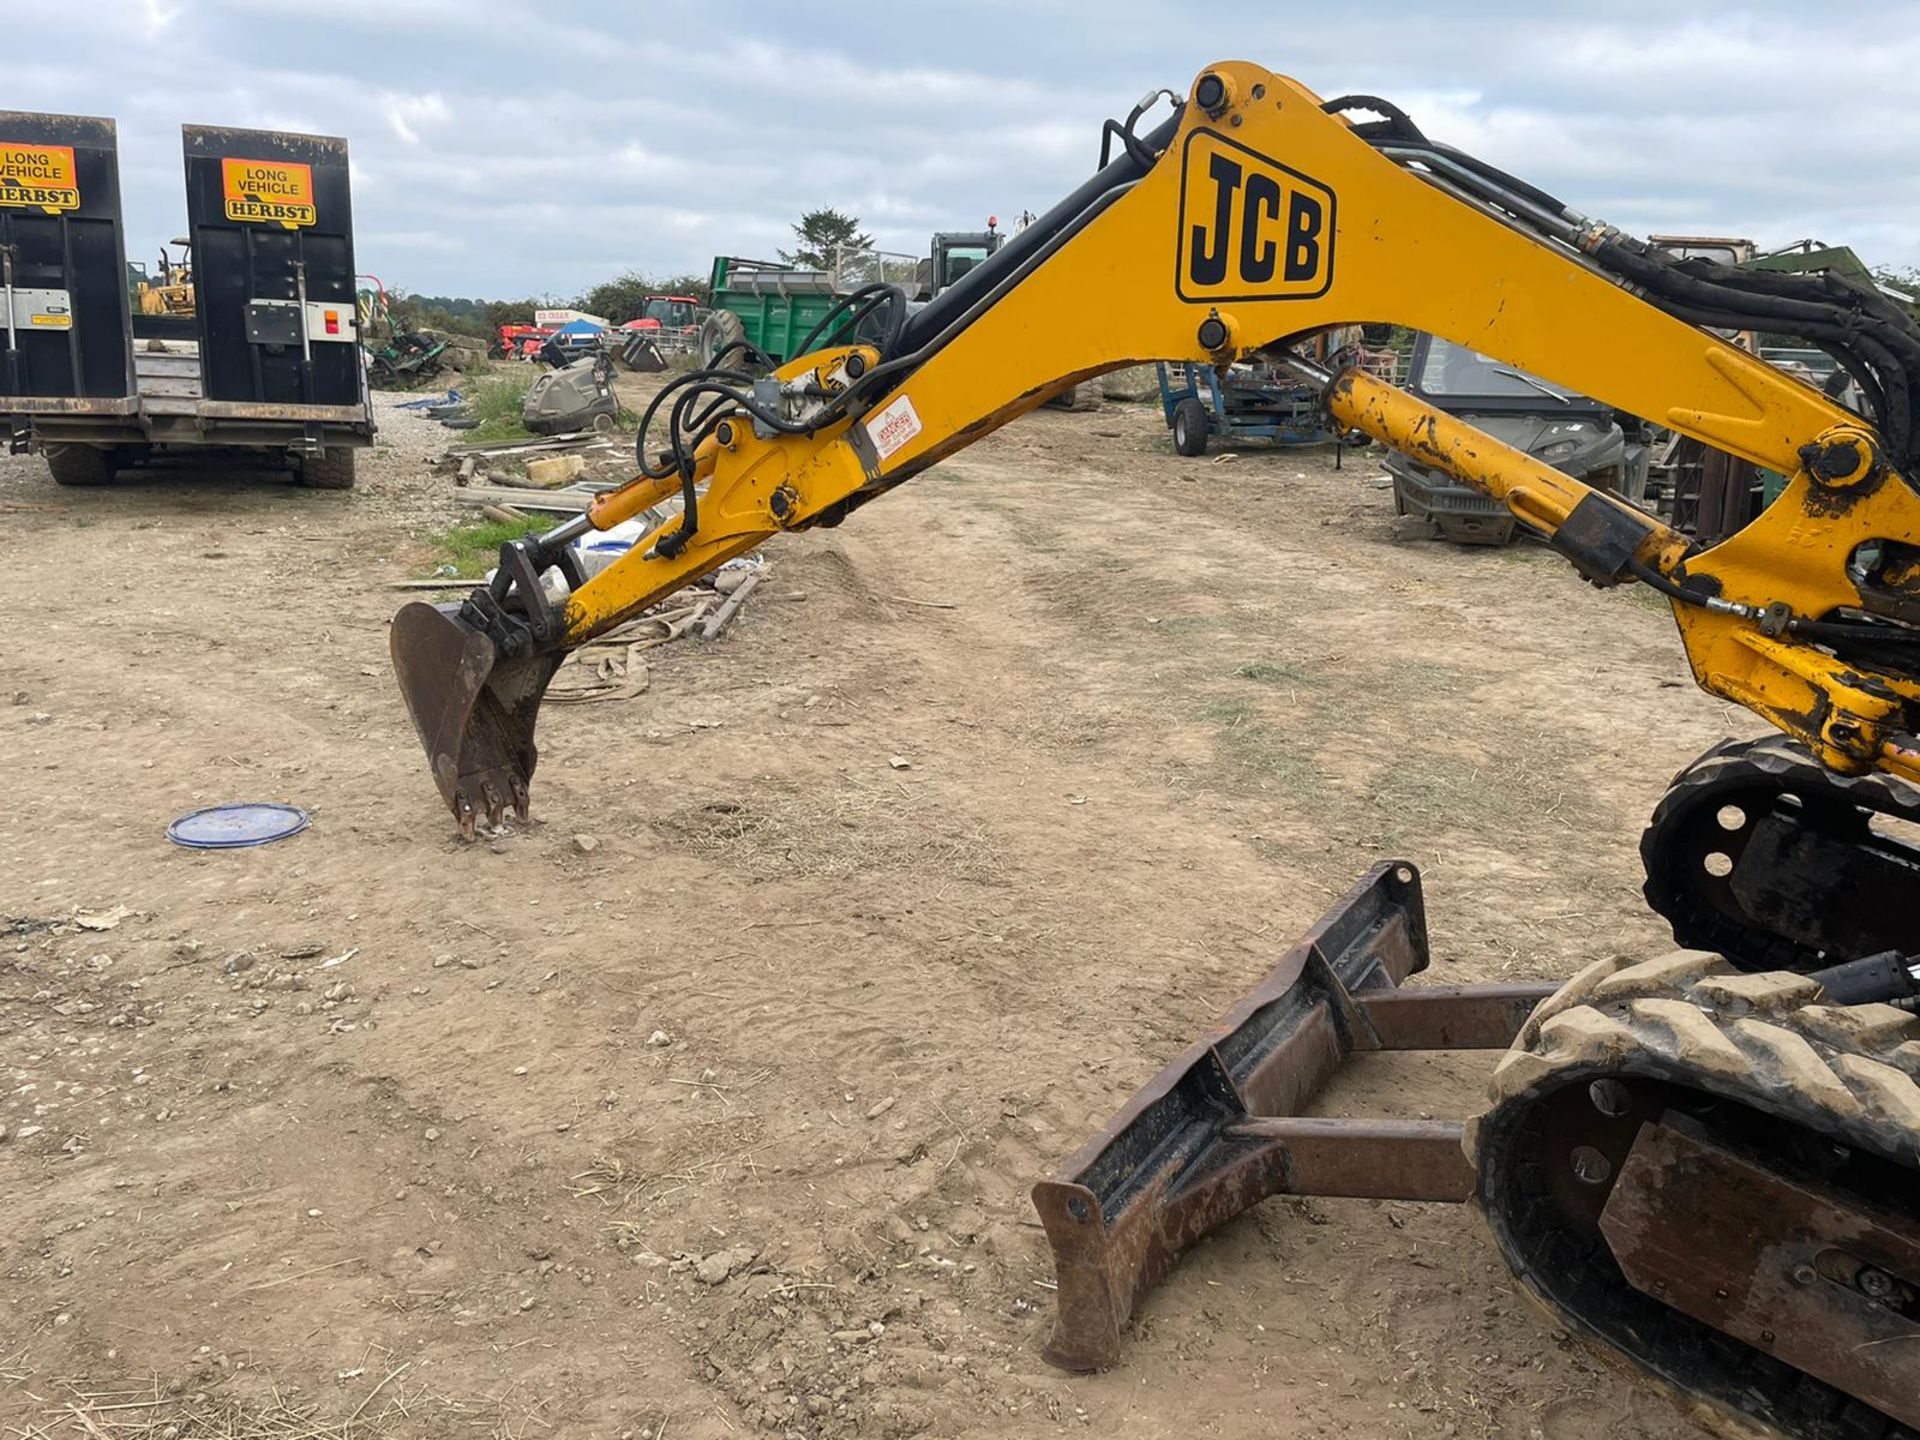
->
[0,142,79,213]
[221,157,315,229]
[555,60,1919,785]
[586,472,689,532]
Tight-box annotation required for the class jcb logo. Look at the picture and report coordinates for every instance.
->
[1176,131,1335,303]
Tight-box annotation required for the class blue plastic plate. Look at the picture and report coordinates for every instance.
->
[167,803,310,849]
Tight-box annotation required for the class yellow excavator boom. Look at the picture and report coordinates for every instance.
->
[392,60,1920,834]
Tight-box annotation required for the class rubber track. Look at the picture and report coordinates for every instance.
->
[1470,950,1920,1440]
[1640,735,1920,973]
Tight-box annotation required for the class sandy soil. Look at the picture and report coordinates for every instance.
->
[0,381,1756,1439]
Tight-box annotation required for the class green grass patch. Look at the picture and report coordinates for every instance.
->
[464,374,534,444]
[424,516,547,578]
[1200,697,1260,725]
[1198,697,1322,795]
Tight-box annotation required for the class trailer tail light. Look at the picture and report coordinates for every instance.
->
[324,310,340,335]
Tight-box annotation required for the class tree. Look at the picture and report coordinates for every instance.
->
[780,208,872,269]
[578,272,654,325]
[483,298,538,330]
[1871,266,1920,321]
[575,272,715,323]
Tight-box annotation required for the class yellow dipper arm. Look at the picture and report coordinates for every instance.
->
[394,60,1920,831]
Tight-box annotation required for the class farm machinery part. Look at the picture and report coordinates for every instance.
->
[388,62,1920,1433]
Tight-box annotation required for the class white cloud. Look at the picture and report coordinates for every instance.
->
[139,0,182,37]
[382,92,449,146]
[6,0,1917,301]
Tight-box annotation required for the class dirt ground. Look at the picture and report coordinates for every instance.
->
[0,378,1758,1440]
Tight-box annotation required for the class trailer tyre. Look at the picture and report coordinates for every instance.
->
[1172,397,1210,457]
[44,444,117,487]
[297,449,357,490]
[699,310,748,368]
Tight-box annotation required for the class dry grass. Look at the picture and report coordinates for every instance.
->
[573,1109,773,1219]
[1232,660,1322,687]
[1365,735,1592,848]
[1198,697,1323,798]
[651,782,1003,884]
[5,1369,516,1440]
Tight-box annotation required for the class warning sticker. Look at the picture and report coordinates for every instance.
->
[222,157,316,229]
[0,144,80,214]
[864,393,923,462]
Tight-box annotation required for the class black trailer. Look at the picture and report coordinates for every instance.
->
[0,113,372,488]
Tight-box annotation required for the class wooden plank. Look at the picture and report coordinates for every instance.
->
[135,377,203,399]
[132,355,201,377]
[456,486,590,514]
[446,432,605,457]
[700,572,762,640]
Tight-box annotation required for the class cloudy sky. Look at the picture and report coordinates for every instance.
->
[25,1,1920,301]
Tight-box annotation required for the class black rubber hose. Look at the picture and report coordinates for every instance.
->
[1648,299,1913,464]
[1809,342,1890,422]
[892,109,1179,358]
[1689,263,1920,375]
[1605,244,1920,413]
[1630,558,1708,604]
[1322,94,1428,143]
[1716,262,1920,340]
[633,368,754,475]
[730,177,1138,461]
[795,283,907,359]
[1387,138,1574,222]
[1601,239,1882,333]
[1788,614,1920,647]
[704,337,773,372]
[1099,116,1156,169]
[1659,299,1910,409]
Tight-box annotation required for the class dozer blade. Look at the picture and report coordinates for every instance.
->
[390,600,564,839]
[1033,861,1557,1371]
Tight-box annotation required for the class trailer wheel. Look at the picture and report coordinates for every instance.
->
[1172,397,1210,456]
[297,449,357,490]
[44,444,117,487]
[699,310,748,368]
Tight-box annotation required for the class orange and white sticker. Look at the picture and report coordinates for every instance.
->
[0,143,80,214]
[864,393,923,462]
[222,157,316,229]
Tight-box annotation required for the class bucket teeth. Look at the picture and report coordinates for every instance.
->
[390,600,565,839]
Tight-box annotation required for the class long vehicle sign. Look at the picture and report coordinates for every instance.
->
[221,156,315,228]
[0,143,80,213]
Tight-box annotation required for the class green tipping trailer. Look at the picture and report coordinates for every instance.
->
[700,230,1003,368]
[700,256,841,366]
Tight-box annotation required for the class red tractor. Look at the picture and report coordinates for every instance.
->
[621,296,704,350]
[492,322,555,360]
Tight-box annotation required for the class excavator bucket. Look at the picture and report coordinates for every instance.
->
[1033,862,1556,1371]
[390,601,563,838]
